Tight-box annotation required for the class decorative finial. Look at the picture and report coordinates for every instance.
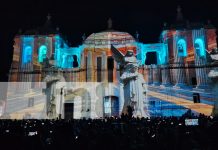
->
[47,13,51,20]
[163,22,167,27]
[82,33,86,41]
[107,18,112,29]
[56,27,60,32]
[176,5,184,22]
[177,5,181,13]
[135,31,139,41]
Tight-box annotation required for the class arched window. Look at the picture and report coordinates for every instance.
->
[73,55,79,68]
[22,46,32,64]
[96,57,102,82]
[177,39,187,57]
[107,57,114,82]
[194,39,205,57]
[38,45,47,63]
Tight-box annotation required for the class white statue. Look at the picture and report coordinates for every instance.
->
[111,45,149,118]
[42,57,64,119]
[208,48,218,116]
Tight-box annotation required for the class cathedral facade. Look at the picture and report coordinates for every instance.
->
[6,8,218,119]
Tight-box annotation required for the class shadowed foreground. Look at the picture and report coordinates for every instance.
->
[0,114,218,150]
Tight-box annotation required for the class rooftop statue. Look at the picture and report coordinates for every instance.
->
[111,45,149,118]
[107,18,113,29]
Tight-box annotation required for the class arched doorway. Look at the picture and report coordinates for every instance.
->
[145,52,157,65]
[73,55,79,68]
[64,88,91,118]
[139,43,167,65]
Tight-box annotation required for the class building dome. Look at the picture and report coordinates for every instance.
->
[84,31,136,46]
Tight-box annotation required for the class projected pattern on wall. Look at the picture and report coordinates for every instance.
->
[3,14,218,119]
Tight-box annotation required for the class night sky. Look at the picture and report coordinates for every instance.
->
[1,0,218,81]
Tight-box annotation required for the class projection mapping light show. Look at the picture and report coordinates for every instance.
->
[1,4,218,120]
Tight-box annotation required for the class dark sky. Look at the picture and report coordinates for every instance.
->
[1,0,218,81]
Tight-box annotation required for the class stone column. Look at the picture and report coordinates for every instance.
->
[89,83,98,118]
[18,62,32,93]
[174,61,186,87]
[152,64,160,85]
[115,62,121,84]
[80,53,85,68]
[144,65,149,84]
[113,61,118,84]
[195,58,208,89]
[87,51,93,82]
[173,37,186,88]
[17,66,23,93]
[101,52,107,82]
[161,64,171,86]
[80,53,86,82]
[118,83,125,115]
[192,29,209,89]
[147,65,153,85]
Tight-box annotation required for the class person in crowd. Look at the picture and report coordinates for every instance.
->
[0,114,218,150]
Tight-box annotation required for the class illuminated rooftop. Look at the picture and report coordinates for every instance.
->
[84,31,136,46]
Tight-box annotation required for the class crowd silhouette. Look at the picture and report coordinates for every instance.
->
[0,113,218,150]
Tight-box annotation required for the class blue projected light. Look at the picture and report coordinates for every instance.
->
[54,35,83,68]
[137,43,167,65]
[60,46,83,68]
[38,45,47,63]
[158,44,167,64]
[177,39,187,57]
[61,54,78,68]
[61,55,75,68]
[55,35,62,67]
[54,35,84,69]
[22,46,32,64]
[194,38,206,57]
[22,37,34,64]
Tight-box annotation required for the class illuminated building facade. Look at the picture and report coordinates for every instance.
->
[135,6,217,90]
[139,25,217,89]
[6,7,218,119]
